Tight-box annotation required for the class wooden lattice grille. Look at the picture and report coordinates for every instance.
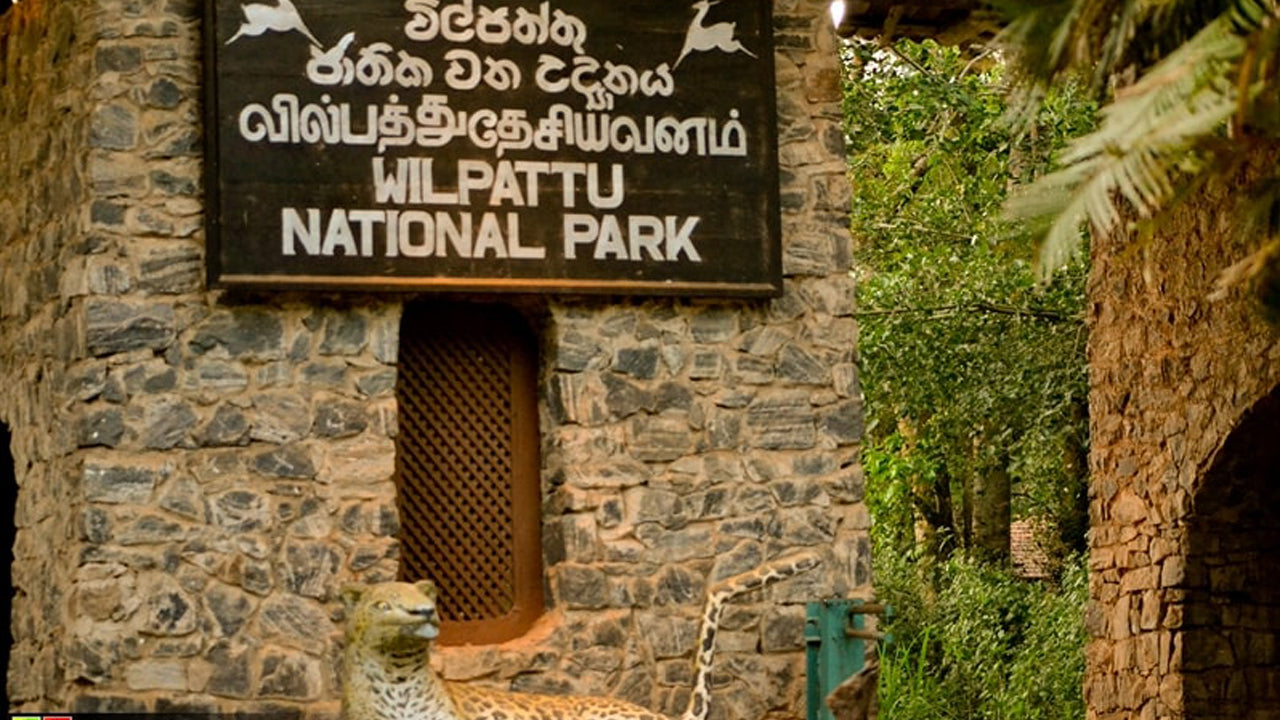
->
[394,302,542,642]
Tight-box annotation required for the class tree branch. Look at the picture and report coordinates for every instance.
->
[870,222,976,241]
[855,302,1081,322]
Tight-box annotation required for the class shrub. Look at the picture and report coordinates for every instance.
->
[874,552,1087,720]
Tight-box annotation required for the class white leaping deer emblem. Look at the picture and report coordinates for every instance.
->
[674,0,758,69]
[226,0,321,47]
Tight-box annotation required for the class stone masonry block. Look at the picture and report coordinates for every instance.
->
[82,456,169,504]
[86,298,176,356]
[627,414,692,462]
[747,393,816,449]
[189,308,286,360]
[90,104,139,150]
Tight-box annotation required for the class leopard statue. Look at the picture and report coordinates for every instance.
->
[340,550,821,720]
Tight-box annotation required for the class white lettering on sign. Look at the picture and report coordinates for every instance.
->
[403,0,589,54]
[239,94,747,157]
[282,207,546,260]
[563,214,702,262]
[369,157,625,209]
[282,207,703,264]
[222,0,770,278]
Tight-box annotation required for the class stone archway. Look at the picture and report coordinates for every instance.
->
[1182,386,1280,719]
[0,422,12,710]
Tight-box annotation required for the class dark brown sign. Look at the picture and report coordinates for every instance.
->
[203,0,780,296]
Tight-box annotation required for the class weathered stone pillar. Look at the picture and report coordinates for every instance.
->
[1,0,101,707]
[1084,152,1280,720]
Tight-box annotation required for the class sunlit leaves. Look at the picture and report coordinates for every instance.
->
[846,40,1095,558]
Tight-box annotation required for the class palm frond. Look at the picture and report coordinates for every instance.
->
[1210,177,1280,314]
[996,0,1280,318]
[989,0,1082,81]
[993,0,1090,132]
[997,0,1241,119]
[1230,0,1280,33]
[1129,0,1234,67]
[1211,238,1280,298]
[1004,15,1249,278]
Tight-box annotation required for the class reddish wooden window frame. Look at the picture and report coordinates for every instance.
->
[394,301,543,645]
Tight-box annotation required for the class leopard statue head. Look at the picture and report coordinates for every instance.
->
[340,580,442,651]
[339,580,456,720]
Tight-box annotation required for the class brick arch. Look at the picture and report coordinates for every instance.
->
[1182,384,1280,719]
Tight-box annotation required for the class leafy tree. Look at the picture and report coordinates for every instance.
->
[844,40,1096,720]
[845,40,1095,566]
[998,0,1280,314]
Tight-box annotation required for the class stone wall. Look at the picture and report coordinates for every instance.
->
[0,0,98,706]
[0,1,866,717]
[1084,153,1280,720]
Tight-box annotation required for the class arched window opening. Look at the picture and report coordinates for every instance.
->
[1184,387,1280,719]
[394,301,543,645]
[0,423,14,710]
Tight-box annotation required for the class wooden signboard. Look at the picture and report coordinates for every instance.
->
[203,0,781,296]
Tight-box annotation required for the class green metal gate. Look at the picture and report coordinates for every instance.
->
[805,599,888,720]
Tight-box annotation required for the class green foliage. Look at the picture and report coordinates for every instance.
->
[862,435,935,553]
[875,552,1089,720]
[847,40,1095,560]
[846,38,1093,720]
[845,36,1095,720]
